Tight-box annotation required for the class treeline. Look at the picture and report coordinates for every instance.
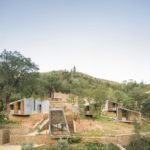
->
[0,50,149,118]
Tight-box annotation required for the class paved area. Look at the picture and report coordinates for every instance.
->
[0,144,45,150]
[0,145,21,150]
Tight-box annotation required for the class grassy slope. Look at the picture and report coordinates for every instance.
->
[40,70,122,99]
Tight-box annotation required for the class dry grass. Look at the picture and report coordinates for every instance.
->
[75,118,134,137]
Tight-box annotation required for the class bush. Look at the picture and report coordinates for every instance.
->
[126,136,150,150]
[34,142,120,150]
[0,111,6,122]
[56,138,68,150]
[21,143,33,150]
[85,142,119,150]
[68,136,81,144]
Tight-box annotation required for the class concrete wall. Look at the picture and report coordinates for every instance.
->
[24,98,34,114]
[102,100,109,111]
[24,98,49,114]
[9,98,50,115]
[35,99,49,113]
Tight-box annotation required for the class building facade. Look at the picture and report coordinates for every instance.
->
[9,98,49,115]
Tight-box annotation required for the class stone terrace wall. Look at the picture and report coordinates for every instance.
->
[10,134,51,145]
[81,133,150,146]
[10,127,33,135]
[0,129,10,144]
[115,134,134,146]
[81,136,132,146]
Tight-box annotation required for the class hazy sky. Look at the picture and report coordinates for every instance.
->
[0,0,150,83]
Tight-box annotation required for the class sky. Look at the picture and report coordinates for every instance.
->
[0,0,150,83]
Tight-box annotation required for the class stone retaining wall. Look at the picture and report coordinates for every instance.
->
[0,129,10,144]
[8,130,150,146]
[10,127,33,135]
[10,134,50,145]
[81,133,150,146]
[81,136,132,146]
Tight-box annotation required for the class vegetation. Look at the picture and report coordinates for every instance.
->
[82,142,120,150]
[68,136,81,144]
[0,50,39,111]
[21,143,33,150]
[39,70,150,119]
[0,50,150,120]
[124,119,150,150]
[126,136,150,150]
[34,141,120,150]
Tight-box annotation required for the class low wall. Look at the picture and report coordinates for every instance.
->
[10,127,33,135]
[81,136,117,145]
[9,130,150,146]
[81,133,150,146]
[10,134,51,145]
[81,136,132,146]
[115,134,134,146]
[0,129,10,144]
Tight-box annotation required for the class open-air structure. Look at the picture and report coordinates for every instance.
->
[83,99,97,117]
[117,107,141,123]
[102,100,122,112]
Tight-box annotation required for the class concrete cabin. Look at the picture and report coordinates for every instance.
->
[117,107,141,123]
[84,100,97,117]
[9,98,49,115]
[102,100,122,112]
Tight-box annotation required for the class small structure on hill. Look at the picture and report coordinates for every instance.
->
[51,92,69,102]
[117,107,141,123]
[8,98,49,115]
[50,92,77,111]
[49,108,70,136]
[102,100,122,112]
[83,99,97,117]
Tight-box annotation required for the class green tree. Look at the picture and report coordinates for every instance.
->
[0,50,39,110]
[141,97,150,118]
[128,87,146,110]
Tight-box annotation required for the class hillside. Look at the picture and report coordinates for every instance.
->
[38,70,149,118]
[40,70,122,97]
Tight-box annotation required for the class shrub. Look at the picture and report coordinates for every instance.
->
[56,138,68,150]
[85,142,119,150]
[0,111,6,122]
[126,136,150,150]
[68,136,81,144]
[21,143,33,150]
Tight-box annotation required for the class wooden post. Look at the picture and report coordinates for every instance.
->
[6,103,10,113]
[14,101,18,114]
[21,99,24,114]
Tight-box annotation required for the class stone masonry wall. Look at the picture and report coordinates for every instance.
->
[0,129,10,144]
[10,134,50,145]
[10,127,32,135]
[81,133,150,146]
